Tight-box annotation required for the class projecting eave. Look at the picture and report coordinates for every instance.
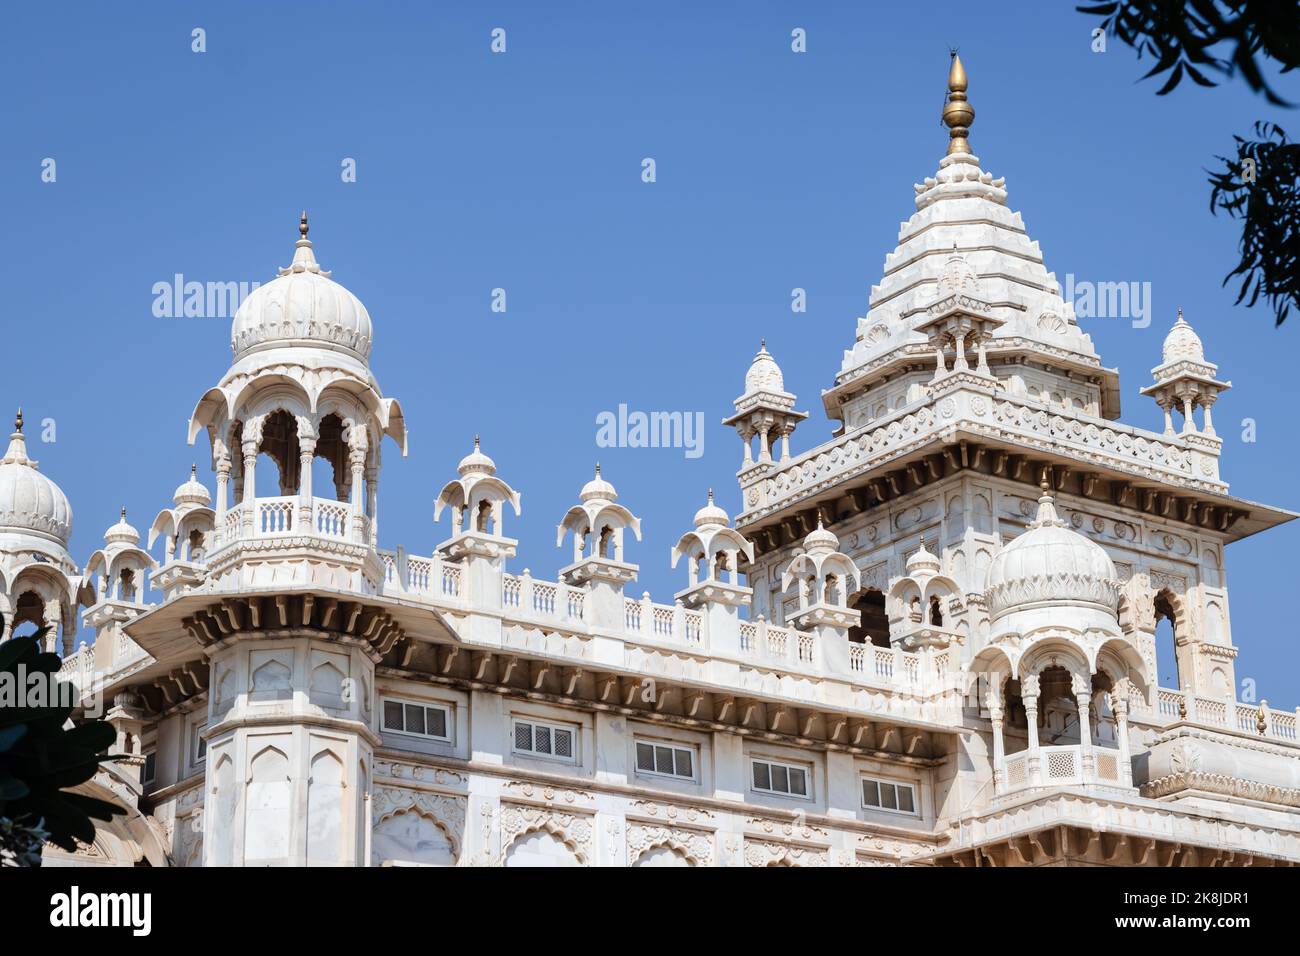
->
[822,340,1122,425]
[122,584,461,668]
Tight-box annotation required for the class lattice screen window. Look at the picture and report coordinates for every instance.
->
[861,776,918,815]
[635,740,696,780]
[751,758,810,799]
[382,698,452,741]
[512,718,577,763]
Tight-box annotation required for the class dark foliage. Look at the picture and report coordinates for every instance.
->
[0,632,123,860]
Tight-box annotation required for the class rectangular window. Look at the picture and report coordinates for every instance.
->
[861,776,918,815]
[143,751,156,784]
[634,740,696,780]
[750,758,810,798]
[381,698,451,741]
[512,718,577,763]
[191,724,207,766]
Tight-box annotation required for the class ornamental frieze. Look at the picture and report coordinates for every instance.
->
[626,822,713,866]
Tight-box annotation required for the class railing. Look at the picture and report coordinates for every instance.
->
[1000,743,1125,795]
[219,496,361,543]
[1153,687,1300,744]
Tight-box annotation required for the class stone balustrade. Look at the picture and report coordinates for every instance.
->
[739,384,1225,524]
[1153,686,1300,744]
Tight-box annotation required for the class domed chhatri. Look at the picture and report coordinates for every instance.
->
[0,408,72,544]
[103,507,141,547]
[693,488,729,528]
[457,436,497,477]
[744,339,785,396]
[906,539,942,578]
[1162,308,1205,364]
[579,463,619,504]
[985,483,1121,622]
[229,211,374,361]
[802,518,840,554]
[172,464,211,508]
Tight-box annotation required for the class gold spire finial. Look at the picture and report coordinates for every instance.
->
[299,210,309,239]
[14,408,22,433]
[941,52,975,156]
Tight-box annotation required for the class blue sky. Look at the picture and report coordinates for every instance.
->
[2,2,1297,704]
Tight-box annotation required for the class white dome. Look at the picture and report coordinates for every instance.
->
[0,414,72,544]
[173,465,211,508]
[803,520,839,554]
[906,540,942,577]
[1161,309,1204,364]
[230,214,373,362]
[693,489,729,528]
[104,508,140,547]
[985,488,1120,620]
[744,340,785,394]
[580,464,617,503]
[457,437,496,476]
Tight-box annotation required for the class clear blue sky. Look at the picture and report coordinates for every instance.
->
[2,2,1297,705]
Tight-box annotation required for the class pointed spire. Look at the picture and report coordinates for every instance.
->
[281,210,327,276]
[1032,475,1065,528]
[595,462,601,478]
[190,463,197,479]
[4,407,30,464]
[941,53,975,156]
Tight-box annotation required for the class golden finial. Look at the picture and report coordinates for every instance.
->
[299,210,309,239]
[13,407,22,433]
[941,52,975,155]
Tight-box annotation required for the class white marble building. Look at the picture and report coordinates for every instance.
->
[19,57,1300,867]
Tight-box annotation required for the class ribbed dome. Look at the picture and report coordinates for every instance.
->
[986,488,1120,620]
[580,464,617,503]
[906,540,942,577]
[803,520,839,554]
[0,414,72,544]
[104,508,140,547]
[744,341,785,394]
[230,214,373,362]
[1162,309,1204,364]
[173,464,211,508]
[457,437,496,476]
[693,489,729,528]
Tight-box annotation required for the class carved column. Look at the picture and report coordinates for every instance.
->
[349,444,367,544]
[43,600,63,656]
[1022,674,1041,785]
[241,439,258,536]
[214,449,232,545]
[1074,672,1094,778]
[298,437,316,529]
[1112,681,1133,787]
[986,678,1006,794]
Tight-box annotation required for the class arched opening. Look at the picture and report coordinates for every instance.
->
[1154,590,1182,690]
[12,591,46,640]
[597,525,614,560]
[505,829,581,868]
[187,528,206,562]
[313,413,350,501]
[847,589,889,647]
[1038,665,1081,745]
[928,595,944,627]
[256,409,301,495]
